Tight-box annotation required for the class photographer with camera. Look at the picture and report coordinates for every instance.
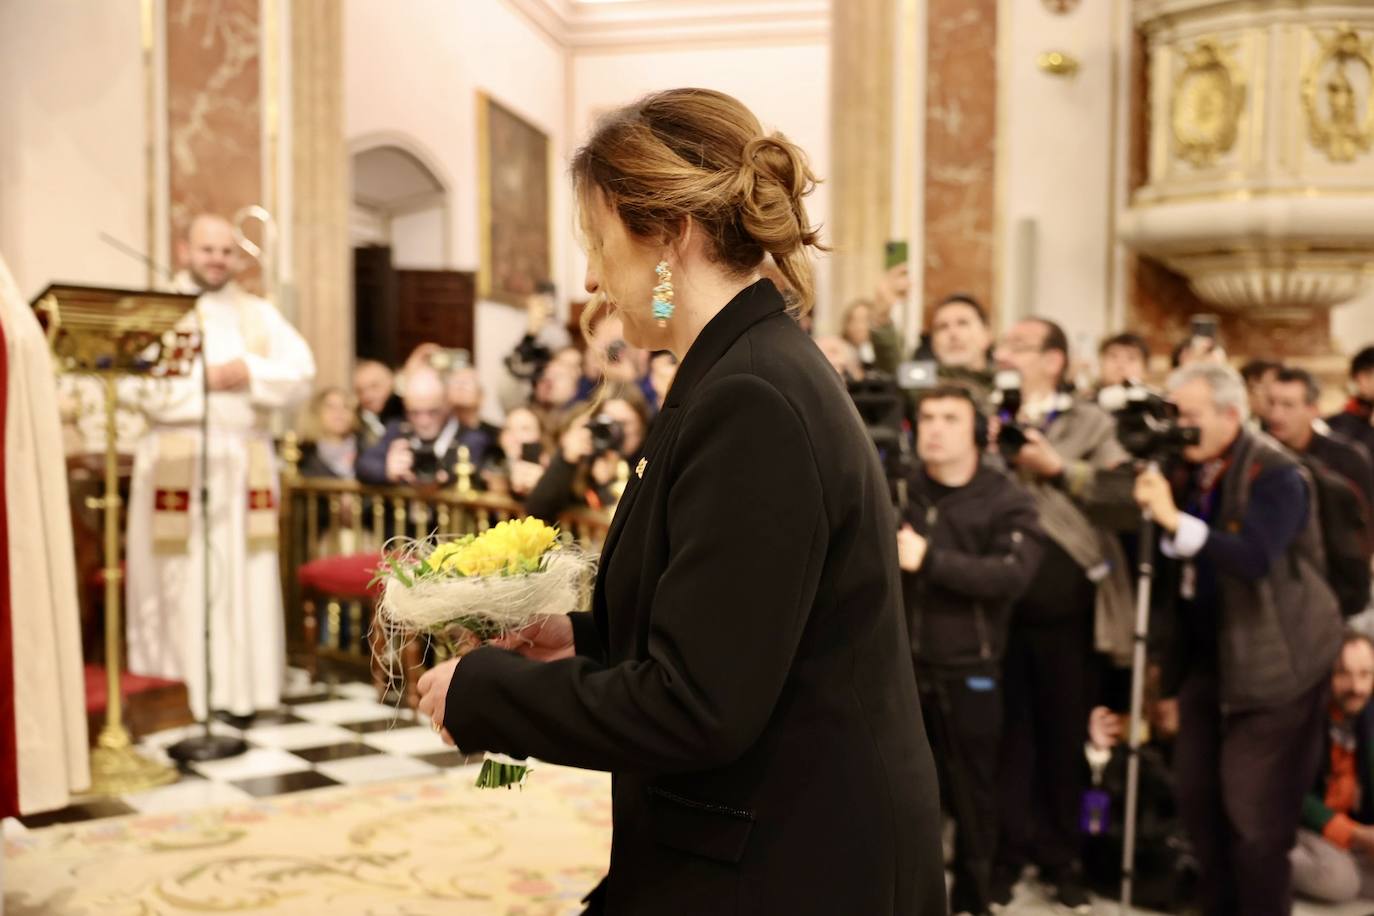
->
[898,386,1044,915]
[497,281,573,413]
[356,366,462,486]
[575,313,654,406]
[1132,362,1343,916]
[990,317,1133,910]
[524,385,651,522]
[480,406,550,500]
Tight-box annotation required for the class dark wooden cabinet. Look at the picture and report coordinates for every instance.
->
[353,245,398,365]
[395,268,475,361]
[353,248,475,368]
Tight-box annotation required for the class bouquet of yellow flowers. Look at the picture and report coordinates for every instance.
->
[373,517,594,788]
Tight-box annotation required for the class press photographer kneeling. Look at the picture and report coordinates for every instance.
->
[897,385,1044,915]
[1131,361,1344,916]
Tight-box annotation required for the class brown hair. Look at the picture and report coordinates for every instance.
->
[302,386,357,441]
[571,88,825,330]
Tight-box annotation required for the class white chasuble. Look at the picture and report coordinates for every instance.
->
[0,253,90,816]
[123,281,314,719]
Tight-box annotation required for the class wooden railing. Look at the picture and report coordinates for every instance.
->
[277,442,612,692]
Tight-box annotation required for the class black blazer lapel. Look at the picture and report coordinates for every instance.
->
[596,278,784,566]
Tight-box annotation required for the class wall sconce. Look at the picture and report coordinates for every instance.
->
[1037,50,1080,77]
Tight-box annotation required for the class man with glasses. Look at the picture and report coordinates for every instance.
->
[356,366,461,486]
[989,317,1132,911]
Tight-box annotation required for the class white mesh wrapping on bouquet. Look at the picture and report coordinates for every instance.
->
[372,536,597,689]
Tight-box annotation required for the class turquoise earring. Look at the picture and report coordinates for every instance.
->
[653,260,674,326]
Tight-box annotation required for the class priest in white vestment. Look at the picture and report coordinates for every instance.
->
[0,251,90,820]
[124,215,314,720]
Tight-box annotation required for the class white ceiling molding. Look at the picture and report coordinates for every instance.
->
[504,0,829,50]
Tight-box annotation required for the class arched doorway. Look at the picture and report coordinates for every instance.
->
[350,140,472,368]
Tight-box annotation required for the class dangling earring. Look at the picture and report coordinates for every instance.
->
[652,259,674,326]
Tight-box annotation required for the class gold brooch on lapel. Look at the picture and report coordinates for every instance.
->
[635,458,648,479]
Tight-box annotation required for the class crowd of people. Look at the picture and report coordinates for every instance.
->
[841,285,1374,915]
[296,291,671,524]
[287,254,1374,916]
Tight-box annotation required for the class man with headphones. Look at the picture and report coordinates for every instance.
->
[898,384,1045,916]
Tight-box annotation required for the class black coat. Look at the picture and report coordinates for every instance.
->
[1307,429,1374,516]
[901,464,1044,669]
[446,280,945,915]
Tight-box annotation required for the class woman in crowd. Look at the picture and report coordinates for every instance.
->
[523,385,650,520]
[841,297,878,370]
[416,87,943,914]
[299,386,359,480]
[480,405,549,499]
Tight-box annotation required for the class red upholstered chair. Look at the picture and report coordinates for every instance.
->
[296,552,423,707]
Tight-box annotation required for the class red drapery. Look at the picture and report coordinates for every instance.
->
[0,311,20,817]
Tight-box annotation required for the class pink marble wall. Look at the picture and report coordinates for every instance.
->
[166,0,263,290]
[922,0,997,325]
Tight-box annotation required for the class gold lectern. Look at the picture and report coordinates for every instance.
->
[33,284,199,795]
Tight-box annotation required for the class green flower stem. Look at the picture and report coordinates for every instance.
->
[475,759,530,790]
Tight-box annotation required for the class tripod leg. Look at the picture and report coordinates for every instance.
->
[1121,515,1156,915]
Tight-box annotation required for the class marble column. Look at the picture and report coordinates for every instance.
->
[828,0,894,321]
[166,0,263,291]
[289,0,350,390]
[922,0,998,325]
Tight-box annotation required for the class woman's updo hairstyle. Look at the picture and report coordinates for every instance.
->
[572,88,825,316]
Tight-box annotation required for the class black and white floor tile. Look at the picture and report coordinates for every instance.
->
[4,676,1370,915]
[2,674,479,835]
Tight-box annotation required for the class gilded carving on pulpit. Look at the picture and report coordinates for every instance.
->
[1170,39,1246,168]
[1302,26,1374,163]
[478,93,553,306]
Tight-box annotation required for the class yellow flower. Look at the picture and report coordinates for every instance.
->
[483,517,560,565]
[421,520,559,579]
[426,537,474,573]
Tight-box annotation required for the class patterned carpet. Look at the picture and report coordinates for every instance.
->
[4,764,611,916]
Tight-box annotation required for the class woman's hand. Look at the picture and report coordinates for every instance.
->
[590,451,623,488]
[416,658,459,746]
[509,460,544,496]
[489,615,576,662]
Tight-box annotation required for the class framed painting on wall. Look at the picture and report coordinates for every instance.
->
[478,92,553,305]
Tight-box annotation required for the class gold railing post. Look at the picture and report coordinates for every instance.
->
[455,445,476,495]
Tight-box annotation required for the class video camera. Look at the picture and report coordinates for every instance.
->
[586,414,626,456]
[1098,381,1200,463]
[504,281,559,381]
[991,370,1029,463]
[399,422,445,482]
[847,373,912,507]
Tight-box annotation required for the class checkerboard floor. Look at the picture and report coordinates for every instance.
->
[3,675,481,832]
[5,677,1371,916]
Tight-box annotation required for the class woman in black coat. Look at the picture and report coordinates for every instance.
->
[417,88,944,915]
